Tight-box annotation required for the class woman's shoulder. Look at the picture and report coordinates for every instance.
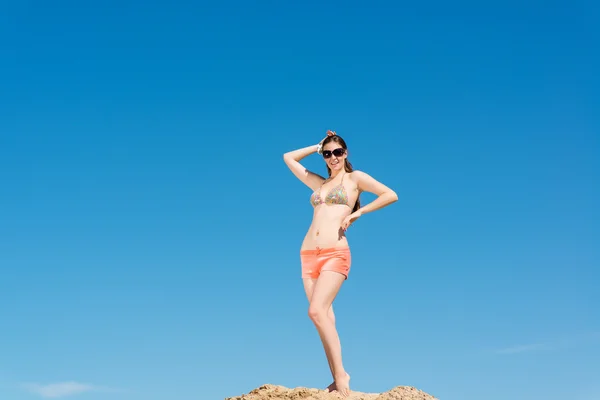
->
[347,170,369,187]
[348,170,378,191]
[348,170,369,181]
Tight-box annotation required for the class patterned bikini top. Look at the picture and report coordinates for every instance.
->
[310,173,351,208]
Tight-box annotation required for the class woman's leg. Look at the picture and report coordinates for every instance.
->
[302,278,336,322]
[302,278,337,387]
[307,270,350,397]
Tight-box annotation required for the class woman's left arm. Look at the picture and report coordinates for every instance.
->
[353,170,398,215]
[341,171,398,230]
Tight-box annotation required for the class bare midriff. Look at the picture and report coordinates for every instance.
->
[301,204,352,250]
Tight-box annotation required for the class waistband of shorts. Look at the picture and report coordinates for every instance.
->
[300,246,350,255]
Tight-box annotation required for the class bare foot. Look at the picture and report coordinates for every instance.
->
[333,372,350,397]
[326,372,351,393]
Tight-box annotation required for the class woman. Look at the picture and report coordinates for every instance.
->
[283,130,398,397]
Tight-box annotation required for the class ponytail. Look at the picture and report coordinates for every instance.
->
[344,159,361,213]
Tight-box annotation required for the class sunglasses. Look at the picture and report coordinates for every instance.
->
[322,148,346,159]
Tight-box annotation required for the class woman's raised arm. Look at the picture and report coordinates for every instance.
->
[283,144,326,191]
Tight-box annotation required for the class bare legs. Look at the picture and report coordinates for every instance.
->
[302,271,351,397]
[302,279,337,387]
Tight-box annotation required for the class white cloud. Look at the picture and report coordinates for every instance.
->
[22,381,99,398]
[495,331,600,355]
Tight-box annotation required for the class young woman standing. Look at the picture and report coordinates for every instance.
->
[283,130,398,397]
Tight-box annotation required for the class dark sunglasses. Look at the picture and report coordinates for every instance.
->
[322,148,346,158]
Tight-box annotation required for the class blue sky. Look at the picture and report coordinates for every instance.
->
[1,1,598,399]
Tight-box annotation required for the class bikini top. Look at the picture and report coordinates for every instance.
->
[310,173,351,208]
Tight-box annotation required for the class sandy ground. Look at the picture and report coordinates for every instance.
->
[225,384,438,400]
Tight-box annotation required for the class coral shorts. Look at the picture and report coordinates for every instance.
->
[300,246,352,280]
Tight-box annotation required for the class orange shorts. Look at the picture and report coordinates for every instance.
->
[300,246,352,280]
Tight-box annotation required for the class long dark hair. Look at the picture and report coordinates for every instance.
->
[322,135,361,213]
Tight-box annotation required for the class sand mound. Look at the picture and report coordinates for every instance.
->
[226,384,438,400]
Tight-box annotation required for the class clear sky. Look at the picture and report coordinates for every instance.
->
[1,1,598,400]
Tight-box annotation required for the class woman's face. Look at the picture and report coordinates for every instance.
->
[322,141,347,172]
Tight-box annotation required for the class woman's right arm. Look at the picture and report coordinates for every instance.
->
[283,144,325,191]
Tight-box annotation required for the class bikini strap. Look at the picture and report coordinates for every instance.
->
[316,176,329,193]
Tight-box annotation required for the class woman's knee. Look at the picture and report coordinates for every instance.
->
[308,304,328,323]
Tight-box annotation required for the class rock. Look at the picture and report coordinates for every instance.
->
[225,384,438,400]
